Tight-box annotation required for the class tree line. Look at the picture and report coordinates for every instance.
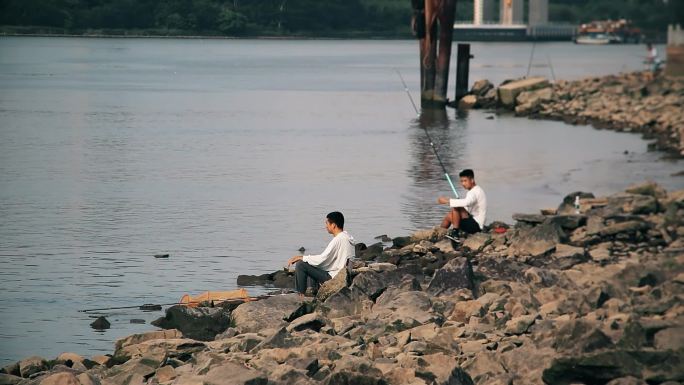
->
[0,0,680,37]
[0,0,413,37]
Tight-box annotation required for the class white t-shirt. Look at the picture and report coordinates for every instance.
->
[302,231,355,278]
[449,185,487,229]
[648,47,658,61]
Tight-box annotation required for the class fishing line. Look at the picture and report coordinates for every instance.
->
[546,53,556,82]
[393,68,459,198]
[526,41,536,78]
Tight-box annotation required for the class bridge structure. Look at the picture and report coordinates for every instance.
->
[455,0,576,41]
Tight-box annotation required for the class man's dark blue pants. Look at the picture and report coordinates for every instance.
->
[295,261,330,294]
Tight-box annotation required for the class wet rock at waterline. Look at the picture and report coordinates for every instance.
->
[237,269,295,289]
[89,316,110,330]
[151,305,230,341]
[464,71,684,157]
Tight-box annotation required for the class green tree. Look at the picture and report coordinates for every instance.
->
[218,7,247,35]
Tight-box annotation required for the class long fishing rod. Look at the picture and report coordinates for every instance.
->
[394,68,460,198]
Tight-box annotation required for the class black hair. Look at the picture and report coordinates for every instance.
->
[326,211,344,229]
[459,169,475,179]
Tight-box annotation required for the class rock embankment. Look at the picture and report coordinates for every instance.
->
[462,72,684,157]
[2,181,683,385]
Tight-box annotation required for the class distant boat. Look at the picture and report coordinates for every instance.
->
[575,19,641,44]
[574,33,620,45]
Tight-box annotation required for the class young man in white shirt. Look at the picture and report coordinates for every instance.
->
[437,169,487,235]
[287,211,355,295]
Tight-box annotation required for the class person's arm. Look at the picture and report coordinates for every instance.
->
[287,255,303,267]
[302,236,338,266]
[449,191,476,208]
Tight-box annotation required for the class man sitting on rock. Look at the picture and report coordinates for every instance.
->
[287,211,355,296]
[437,169,487,237]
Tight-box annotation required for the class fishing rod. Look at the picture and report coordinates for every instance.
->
[394,68,460,198]
[526,41,536,78]
[78,294,275,313]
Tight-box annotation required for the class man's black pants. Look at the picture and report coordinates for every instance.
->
[295,261,330,294]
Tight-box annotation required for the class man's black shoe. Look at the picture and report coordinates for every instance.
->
[445,228,462,247]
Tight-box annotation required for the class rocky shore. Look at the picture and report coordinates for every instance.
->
[2,181,684,385]
[459,71,684,157]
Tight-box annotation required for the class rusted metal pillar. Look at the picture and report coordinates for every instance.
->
[421,22,438,107]
[432,0,457,107]
[455,43,472,102]
[412,0,457,109]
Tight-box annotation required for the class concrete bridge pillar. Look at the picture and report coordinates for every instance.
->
[500,0,523,25]
[474,0,495,25]
[529,0,548,26]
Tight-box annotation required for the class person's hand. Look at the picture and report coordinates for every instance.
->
[287,255,303,267]
[437,196,450,205]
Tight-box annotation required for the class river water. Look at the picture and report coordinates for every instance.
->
[0,37,682,364]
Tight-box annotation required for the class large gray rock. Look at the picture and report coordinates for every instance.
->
[512,213,547,224]
[458,95,478,110]
[203,361,268,385]
[475,256,528,283]
[237,270,294,288]
[316,268,348,302]
[318,286,369,319]
[471,79,494,96]
[542,350,684,385]
[515,86,554,115]
[18,356,47,378]
[605,377,648,385]
[266,364,314,385]
[504,314,538,335]
[151,305,231,341]
[419,353,475,385]
[551,243,588,269]
[462,233,492,252]
[325,372,386,385]
[0,374,21,385]
[373,290,434,330]
[479,87,499,108]
[552,319,613,353]
[350,271,387,301]
[606,193,659,215]
[1,362,20,377]
[557,191,595,215]
[508,221,565,257]
[103,356,162,384]
[426,257,474,296]
[115,329,183,351]
[231,294,304,334]
[625,181,667,199]
[654,327,684,350]
[286,313,327,333]
[38,372,80,385]
[498,77,549,107]
[358,242,384,261]
[599,221,648,237]
[548,215,586,230]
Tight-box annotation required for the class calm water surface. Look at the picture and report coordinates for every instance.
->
[0,37,682,364]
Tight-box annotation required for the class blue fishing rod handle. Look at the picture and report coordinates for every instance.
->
[445,173,460,198]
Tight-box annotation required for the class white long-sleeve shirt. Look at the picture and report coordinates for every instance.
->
[302,231,355,278]
[449,185,487,229]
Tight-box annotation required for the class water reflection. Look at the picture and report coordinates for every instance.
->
[405,108,467,229]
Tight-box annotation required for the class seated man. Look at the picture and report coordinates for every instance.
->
[437,169,487,236]
[287,211,355,295]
